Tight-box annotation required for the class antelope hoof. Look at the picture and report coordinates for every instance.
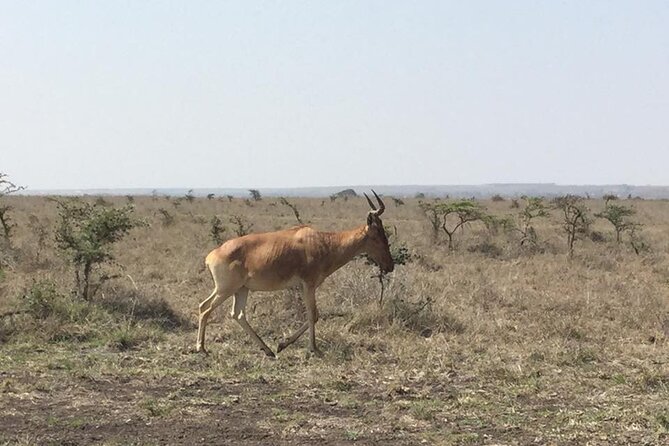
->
[264,349,277,359]
[277,340,288,353]
[195,345,208,355]
[309,347,324,358]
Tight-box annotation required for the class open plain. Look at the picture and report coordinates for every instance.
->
[1,194,668,445]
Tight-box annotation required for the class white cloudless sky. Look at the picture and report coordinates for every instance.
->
[1,1,668,189]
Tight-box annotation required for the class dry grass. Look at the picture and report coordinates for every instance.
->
[1,194,668,445]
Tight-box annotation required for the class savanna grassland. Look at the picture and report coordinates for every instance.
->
[1,193,668,445]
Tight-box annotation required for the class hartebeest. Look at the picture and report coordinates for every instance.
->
[196,191,394,357]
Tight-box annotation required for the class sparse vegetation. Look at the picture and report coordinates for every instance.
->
[1,194,668,445]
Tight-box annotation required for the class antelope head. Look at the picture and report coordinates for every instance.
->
[363,190,394,273]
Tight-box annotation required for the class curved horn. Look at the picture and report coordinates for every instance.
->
[364,193,377,211]
[372,190,385,216]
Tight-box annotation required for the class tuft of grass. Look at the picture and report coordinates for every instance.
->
[106,324,163,351]
[656,411,669,432]
[409,400,442,421]
[139,397,174,418]
[344,430,360,441]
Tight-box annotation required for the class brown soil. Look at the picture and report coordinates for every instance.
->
[1,371,418,446]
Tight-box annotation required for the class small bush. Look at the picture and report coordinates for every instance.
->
[22,279,63,320]
[390,244,412,265]
[0,205,16,244]
[589,230,607,243]
[17,280,101,342]
[348,295,464,338]
[107,324,163,351]
[55,200,145,300]
[389,295,465,337]
[210,216,226,245]
[468,241,504,258]
[157,208,175,227]
[230,215,253,237]
[249,189,262,201]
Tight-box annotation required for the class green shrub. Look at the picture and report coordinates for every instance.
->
[210,216,226,245]
[22,279,62,319]
[595,203,638,243]
[54,200,145,300]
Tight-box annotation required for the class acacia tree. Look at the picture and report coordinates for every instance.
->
[55,200,144,300]
[0,173,24,244]
[515,196,549,247]
[0,173,22,196]
[553,195,590,257]
[595,203,637,243]
[439,200,489,250]
[419,201,441,242]
[249,189,262,201]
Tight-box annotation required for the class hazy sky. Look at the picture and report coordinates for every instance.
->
[1,1,668,190]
